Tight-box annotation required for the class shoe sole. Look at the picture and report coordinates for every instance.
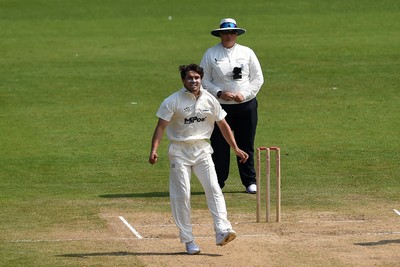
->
[187,250,201,255]
[216,232,237,246]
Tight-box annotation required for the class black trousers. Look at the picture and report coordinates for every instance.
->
[211,98,258,189]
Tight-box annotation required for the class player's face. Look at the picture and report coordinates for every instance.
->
[182,71,202,95]
[220,30,238,48]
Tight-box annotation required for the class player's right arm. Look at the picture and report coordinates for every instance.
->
[149,118,169,164]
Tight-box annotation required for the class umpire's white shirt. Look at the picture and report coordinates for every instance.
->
[200,43,264,104]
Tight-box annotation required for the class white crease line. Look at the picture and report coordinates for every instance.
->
[300,231,400,237]
[298,220,366,223]
[5,231,400,244]
[138,223,209,228]
[394,209,400,216]
[7,238,135,243]
[119,216,143,239]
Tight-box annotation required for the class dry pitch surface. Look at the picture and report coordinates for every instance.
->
[11,203,399,266]
[96,203,400,266]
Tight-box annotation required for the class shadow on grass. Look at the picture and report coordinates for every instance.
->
[57,251,222,258]
[99,191,245,198]
[355,239,400,246]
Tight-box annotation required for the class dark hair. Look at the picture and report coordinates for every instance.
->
[179,64,204,79]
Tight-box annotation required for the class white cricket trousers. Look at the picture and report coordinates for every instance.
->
[168,140,233,243]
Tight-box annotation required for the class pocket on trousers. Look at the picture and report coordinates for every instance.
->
[168,143,178,157]
[202,142,214,155]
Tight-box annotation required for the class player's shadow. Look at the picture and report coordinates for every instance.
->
[355,239,400,246]
[57,251,222,258]
[99,190,244,198]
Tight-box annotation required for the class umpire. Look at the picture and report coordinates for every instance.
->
[200,18,264,193]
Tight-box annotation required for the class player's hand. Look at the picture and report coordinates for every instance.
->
[235,149,249,163]
[148,151,158,164]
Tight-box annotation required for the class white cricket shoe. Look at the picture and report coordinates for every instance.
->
[216,229,237,246]
[246,184,257,194]
[185,241,201,255]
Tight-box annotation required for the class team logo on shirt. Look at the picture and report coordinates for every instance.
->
[184,116,207,124]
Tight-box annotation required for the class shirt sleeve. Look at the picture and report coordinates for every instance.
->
[200,49,221,97]
[156,98,174,122]
[213,98,227,121]
[241,48,264,100]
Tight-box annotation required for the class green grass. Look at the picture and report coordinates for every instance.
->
[1,0,400,266]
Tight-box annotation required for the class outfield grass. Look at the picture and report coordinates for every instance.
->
[1,0,399,266]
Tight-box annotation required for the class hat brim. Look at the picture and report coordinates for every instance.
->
[211,28,246,37]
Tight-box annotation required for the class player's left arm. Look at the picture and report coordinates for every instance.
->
[216,119,248,163]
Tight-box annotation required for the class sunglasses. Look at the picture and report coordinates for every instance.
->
[220,22,237,28]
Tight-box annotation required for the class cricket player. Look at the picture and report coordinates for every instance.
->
[149,64,248,255]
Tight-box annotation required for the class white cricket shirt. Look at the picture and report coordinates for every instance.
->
[200,43,264,104]
[156,87,227,142]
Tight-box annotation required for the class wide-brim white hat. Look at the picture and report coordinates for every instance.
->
[211,18,246,37]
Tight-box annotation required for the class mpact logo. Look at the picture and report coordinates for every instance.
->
[184,116,207,124]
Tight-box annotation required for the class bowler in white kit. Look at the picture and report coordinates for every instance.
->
[149,64,248,255]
